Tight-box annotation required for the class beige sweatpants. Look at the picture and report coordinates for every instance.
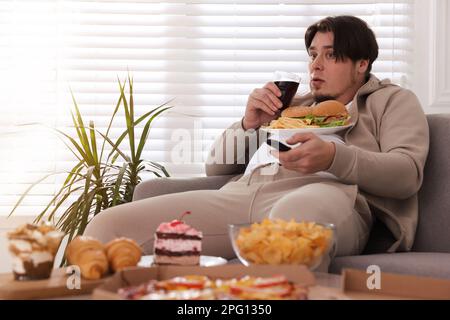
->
[84,170,373,271]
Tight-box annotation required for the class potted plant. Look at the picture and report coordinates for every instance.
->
[9,76,171,246]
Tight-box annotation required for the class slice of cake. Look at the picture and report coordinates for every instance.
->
[153,211,203,265]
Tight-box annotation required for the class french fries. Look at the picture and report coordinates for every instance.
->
[235,218,333,267]
[266,117,320,129]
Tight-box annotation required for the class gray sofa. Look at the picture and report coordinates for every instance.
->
[133,114,450,279]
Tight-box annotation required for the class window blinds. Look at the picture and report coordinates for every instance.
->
[0,0,414,215]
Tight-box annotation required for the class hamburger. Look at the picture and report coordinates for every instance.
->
[280,100,350,128]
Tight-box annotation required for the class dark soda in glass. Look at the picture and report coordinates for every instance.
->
[275,81,299,110]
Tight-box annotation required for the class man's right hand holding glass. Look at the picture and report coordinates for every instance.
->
[242,82,283,130]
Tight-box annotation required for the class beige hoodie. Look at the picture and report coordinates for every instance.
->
[206,75,430,252]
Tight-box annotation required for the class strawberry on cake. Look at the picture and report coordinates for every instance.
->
[153,211,203,265]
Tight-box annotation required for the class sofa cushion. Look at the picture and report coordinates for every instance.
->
[361,218,396,254]
[329,252,450,279]
[133,175,235,201]
[414,114,450,252]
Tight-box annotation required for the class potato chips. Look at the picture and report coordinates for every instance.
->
[235,219,334,267]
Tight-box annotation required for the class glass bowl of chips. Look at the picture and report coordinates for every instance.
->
[229,218,336,270]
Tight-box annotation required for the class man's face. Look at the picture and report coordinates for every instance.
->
[308,31,361,103]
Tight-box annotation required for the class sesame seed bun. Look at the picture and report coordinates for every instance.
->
[280,106,312,118]
[312,100,348,117]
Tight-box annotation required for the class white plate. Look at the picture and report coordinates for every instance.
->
[138,255,228,267]
[261,123,353,137]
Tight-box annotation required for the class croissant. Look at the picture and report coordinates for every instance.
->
[65,236,109,280]
[105,237,142,272]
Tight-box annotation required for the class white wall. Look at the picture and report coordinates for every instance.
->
[413,0,450,113]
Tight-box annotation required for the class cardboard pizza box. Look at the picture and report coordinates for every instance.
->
[340,268,450,300]
[92,265,450,300]
[92,264,316,300]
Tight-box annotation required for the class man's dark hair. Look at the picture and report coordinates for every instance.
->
[305,15,379,77]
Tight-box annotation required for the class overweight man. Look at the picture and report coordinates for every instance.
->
[85,15,429,271]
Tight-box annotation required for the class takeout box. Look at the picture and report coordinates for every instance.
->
[340,268,450,300]
[310,269,450,300]
[92,265,450,300]
[92,264,316,300]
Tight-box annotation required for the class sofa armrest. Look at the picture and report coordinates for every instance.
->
[132,175,237,201]
[414,113,450,252]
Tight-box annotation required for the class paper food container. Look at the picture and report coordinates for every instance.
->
[308,269,450,300]
[92,264,316,300]
[340,268,450,300]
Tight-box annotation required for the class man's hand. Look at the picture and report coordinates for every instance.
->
[242,82,283,130]
[270,133,336,174]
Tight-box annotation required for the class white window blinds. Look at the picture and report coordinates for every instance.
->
[0,0,414,215]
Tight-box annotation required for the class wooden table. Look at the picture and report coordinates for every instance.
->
[0,268,345,300]
[309,272,349,300]
[0,268,107,300]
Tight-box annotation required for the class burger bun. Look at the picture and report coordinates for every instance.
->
[312,100,348,117]
[280,106,312,118]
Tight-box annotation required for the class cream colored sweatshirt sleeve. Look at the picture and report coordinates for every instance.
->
[327,89,429,200]
[205,119,263,176]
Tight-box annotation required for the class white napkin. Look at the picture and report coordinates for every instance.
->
[243,134,345,177]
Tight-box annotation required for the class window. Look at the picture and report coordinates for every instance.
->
[0,0,414,215]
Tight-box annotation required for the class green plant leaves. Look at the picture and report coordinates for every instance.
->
[9,75,171,257]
